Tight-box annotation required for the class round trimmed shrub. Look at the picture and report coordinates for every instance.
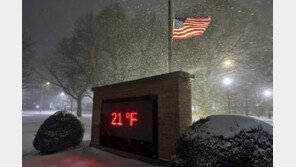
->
[169,115,273,167]
[33,111,84,153]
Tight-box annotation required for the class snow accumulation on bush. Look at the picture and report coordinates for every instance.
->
[33,110,85,153]
[169,114,273,167]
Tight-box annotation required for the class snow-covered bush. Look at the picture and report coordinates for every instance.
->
[33,111,84,153]
[169,115,273,167]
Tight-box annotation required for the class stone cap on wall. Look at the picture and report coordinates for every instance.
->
[91,71,195,91]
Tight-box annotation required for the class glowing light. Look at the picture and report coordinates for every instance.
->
[46,82,50,86]
[224,60,233,68]
[264,90,272,97]
[126,112,138,126]
[117,113,123,126]
[111,112,138,127]
[223,77,233,86]
[111,112,117,125]
[111,112,123,126]
[36,105,40,109]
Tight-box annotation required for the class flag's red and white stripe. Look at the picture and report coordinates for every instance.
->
[173,16,211,40]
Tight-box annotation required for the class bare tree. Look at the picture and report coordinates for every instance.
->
[22,32,36,89]
[172,0,272,118]
[46,64,88,117]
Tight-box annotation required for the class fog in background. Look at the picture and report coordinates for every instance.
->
[23,0,272,119]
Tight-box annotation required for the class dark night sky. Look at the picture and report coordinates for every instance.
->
[23,0,117,61]
[23,0,272,62]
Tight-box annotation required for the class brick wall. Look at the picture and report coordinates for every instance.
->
[91,71,193,160]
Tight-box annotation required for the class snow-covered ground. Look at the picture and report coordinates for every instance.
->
[23,147,163,167]
[22,110,92,155]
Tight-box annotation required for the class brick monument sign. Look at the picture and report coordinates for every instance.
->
[90,71,194,162]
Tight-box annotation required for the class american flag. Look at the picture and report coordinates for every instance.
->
[173,16,211,40]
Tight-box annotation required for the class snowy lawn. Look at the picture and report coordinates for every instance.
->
[22,110,92,155]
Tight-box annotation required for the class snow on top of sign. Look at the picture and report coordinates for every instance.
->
[186,114,273,139]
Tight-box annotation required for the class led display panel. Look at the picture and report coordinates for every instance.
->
[100,95,158,158]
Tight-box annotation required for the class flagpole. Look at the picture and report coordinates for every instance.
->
[167,0,173,73]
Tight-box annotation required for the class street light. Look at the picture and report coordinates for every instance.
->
[40,82,51,112]
[263,89,272,118]
[223,77,233,113]
[59,92,66,110]
[223,77,233,85]
[224,59,233,68]
[264,90,272,97]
